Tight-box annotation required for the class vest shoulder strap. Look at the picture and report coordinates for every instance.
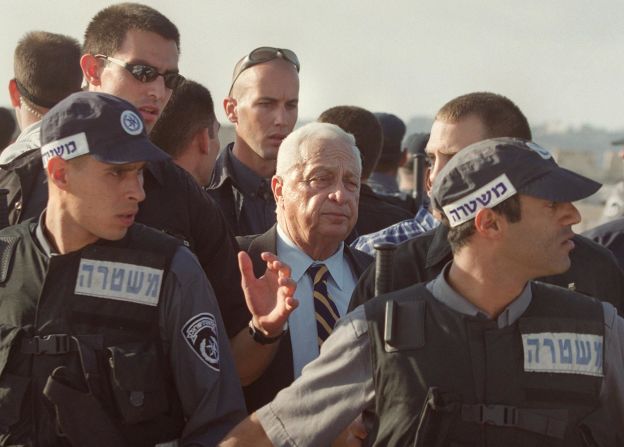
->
[0,222,32,284]
[367,283,430,352]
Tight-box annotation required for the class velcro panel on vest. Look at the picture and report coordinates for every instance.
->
[0,325,30,431]
[0,236,19,284]
[70,244,166,333]
[384,299,425,352]
[518,316,603,407]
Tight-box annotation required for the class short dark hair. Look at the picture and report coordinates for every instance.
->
[0,107,16,149]
[13,31,82,108]
[83,3,180,56]
[150,80,216,158]
[400,133,429,174]
[444,194,522,253]
[318,105,382,179]
[436,92,532,140]
[374,112,406,171]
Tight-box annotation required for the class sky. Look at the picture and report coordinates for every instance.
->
[1,0,624,130]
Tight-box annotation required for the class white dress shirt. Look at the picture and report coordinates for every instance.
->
[276,224,358,377]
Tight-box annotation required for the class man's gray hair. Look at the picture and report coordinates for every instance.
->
[276,122,361,177]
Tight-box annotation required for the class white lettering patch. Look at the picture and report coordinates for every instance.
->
[182,313,220,371]
[75,258,163,306]
[442,174,517,227]
[41,132,89,167]
[522,332,603,377]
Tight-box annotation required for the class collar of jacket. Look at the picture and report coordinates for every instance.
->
[208,142,240,190]
[426,224,452,269]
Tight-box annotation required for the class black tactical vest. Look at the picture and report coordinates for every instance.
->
[0,221,185,447]
[0,149,47,226]
[365,282,615,447]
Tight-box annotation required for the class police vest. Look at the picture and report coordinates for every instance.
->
[0,149,47,226]
[0,221,185,447]
[365,282,614,447]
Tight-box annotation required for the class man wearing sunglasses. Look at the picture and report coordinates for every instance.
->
[207,47,300,236]
[80,3,302,396]
[0,3,298,397]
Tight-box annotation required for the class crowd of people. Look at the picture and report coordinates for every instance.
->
[0,3,622,446]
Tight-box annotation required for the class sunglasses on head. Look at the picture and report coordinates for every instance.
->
[229,47,300,94]
[96,55,185,90]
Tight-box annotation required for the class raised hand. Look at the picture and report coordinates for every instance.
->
[238,250,298,336]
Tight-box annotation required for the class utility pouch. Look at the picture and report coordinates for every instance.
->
[107,342,168,425]
[0,326,29,438]
[43,366,128,447]
[413,387,460,447]
[577,407,617,447]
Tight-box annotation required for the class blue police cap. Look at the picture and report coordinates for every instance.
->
[431,137,602,227]
[40,92,169,167]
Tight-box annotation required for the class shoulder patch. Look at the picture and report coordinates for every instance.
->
[74,258,163,306]
[182,313,220,371]
[522,332,603,377]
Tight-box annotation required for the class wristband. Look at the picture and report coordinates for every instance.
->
[248,320,286,345]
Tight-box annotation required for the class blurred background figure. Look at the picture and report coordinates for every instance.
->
[0,31,82,225]
[151,79,221,186]
[318,105,412,237]
[598,139,624,223]
[368,112,406,196]
[2,31,82,165]
[398,132,429,208]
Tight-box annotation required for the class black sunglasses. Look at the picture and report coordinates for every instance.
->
[96,55,185,90]
[229,47,300,94]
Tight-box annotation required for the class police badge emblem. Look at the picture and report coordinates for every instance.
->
[120,110,144,136]
[182,313,220,371]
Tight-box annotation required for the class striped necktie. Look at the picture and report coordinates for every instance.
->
[308,263,340,347]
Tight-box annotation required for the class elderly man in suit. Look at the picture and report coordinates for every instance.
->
[237,122,373,413]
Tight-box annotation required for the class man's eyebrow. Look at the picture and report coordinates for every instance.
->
[304,166,332,176]
[106,163,143,172]
[255,96,278,102]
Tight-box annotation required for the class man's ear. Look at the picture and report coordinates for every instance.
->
[399,148,408,167]
[80,54,102,88]
[47,157,71,191]
[223,97,238,124]
[474,208,503,239]
[271,175,283,204]
[195,127,210,154]
[424,166,432,194]
[8,79,20,108]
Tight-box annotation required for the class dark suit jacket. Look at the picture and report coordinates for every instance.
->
[356,184,412,236]
[236,224,373,412]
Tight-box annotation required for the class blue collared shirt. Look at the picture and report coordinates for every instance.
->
[350,207,439,256]
[276,224,357,377]
[427,262,532,327]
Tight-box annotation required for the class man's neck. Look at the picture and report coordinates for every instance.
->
[173,153,203,186]
[17,108,44,131]
[448,249,529,318]
[44,203,97,254]
[232,139,276,179]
